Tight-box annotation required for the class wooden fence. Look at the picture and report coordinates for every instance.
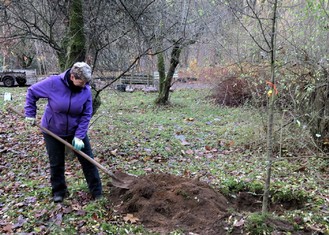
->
[120,74,155,86]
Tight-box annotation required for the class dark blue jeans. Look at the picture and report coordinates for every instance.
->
[43,133,102,198]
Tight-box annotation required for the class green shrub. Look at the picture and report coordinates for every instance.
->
[246,213,273,234]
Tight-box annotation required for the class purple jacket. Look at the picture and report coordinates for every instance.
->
[25,70,93,139]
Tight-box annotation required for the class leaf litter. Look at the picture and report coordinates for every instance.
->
[1,96,328,234]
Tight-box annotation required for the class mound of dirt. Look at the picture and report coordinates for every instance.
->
[108,173,230,235]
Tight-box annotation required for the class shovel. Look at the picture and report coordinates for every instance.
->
[8,107,135,189]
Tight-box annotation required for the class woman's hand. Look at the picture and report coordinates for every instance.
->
[25,117,36,125]
[72,137,84,150]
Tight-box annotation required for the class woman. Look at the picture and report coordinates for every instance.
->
[24,62,102,203]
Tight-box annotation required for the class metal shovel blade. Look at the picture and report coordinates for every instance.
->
[110,171,137,189]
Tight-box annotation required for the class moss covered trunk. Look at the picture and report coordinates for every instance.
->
[155,44,181,105]
[58,0,100,115]
[65,0,86,68]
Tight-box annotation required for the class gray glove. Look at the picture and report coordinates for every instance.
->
[25,117,36,126]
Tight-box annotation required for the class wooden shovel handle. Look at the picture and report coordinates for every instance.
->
[8,107,118,179]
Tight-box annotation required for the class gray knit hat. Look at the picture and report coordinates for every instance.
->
[71,62,92,82]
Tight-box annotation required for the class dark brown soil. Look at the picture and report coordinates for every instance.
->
[109,173,230,234]
[108,173,312,235]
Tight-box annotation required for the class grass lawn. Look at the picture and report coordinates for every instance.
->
[0,85,328,234]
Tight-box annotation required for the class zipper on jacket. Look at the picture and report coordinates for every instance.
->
[66,92,73,135]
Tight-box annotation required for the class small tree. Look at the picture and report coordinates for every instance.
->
[262,0,278,215]
[155,43,182,105]
[223,0,279,214]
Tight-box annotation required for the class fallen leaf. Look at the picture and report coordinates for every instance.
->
[35,209,48,218]
[2,224,13,233]
[72,203,82,211]
[143,156,151,162]
[226,140,234,147]
[181,140,190,146]
[110,149,118,156]
[92,213,99,221]
[63,206,73,214]
[123,213,139,223]
[175,134,186,141]
[144,168,153,173]
[54,213,63,226]
[12,215,27,229]
[15,202,25,208]
[184,117,194,122]
[75,210,86,216]
[233,218,245,227]
[183,169,191,177]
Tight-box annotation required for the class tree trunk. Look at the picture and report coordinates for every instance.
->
[155,44,181,105]
[65,0,86,68]
[262,0,278,215]
[57,50,67,71]
[62,0,100,115]
[157,52,166,93]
